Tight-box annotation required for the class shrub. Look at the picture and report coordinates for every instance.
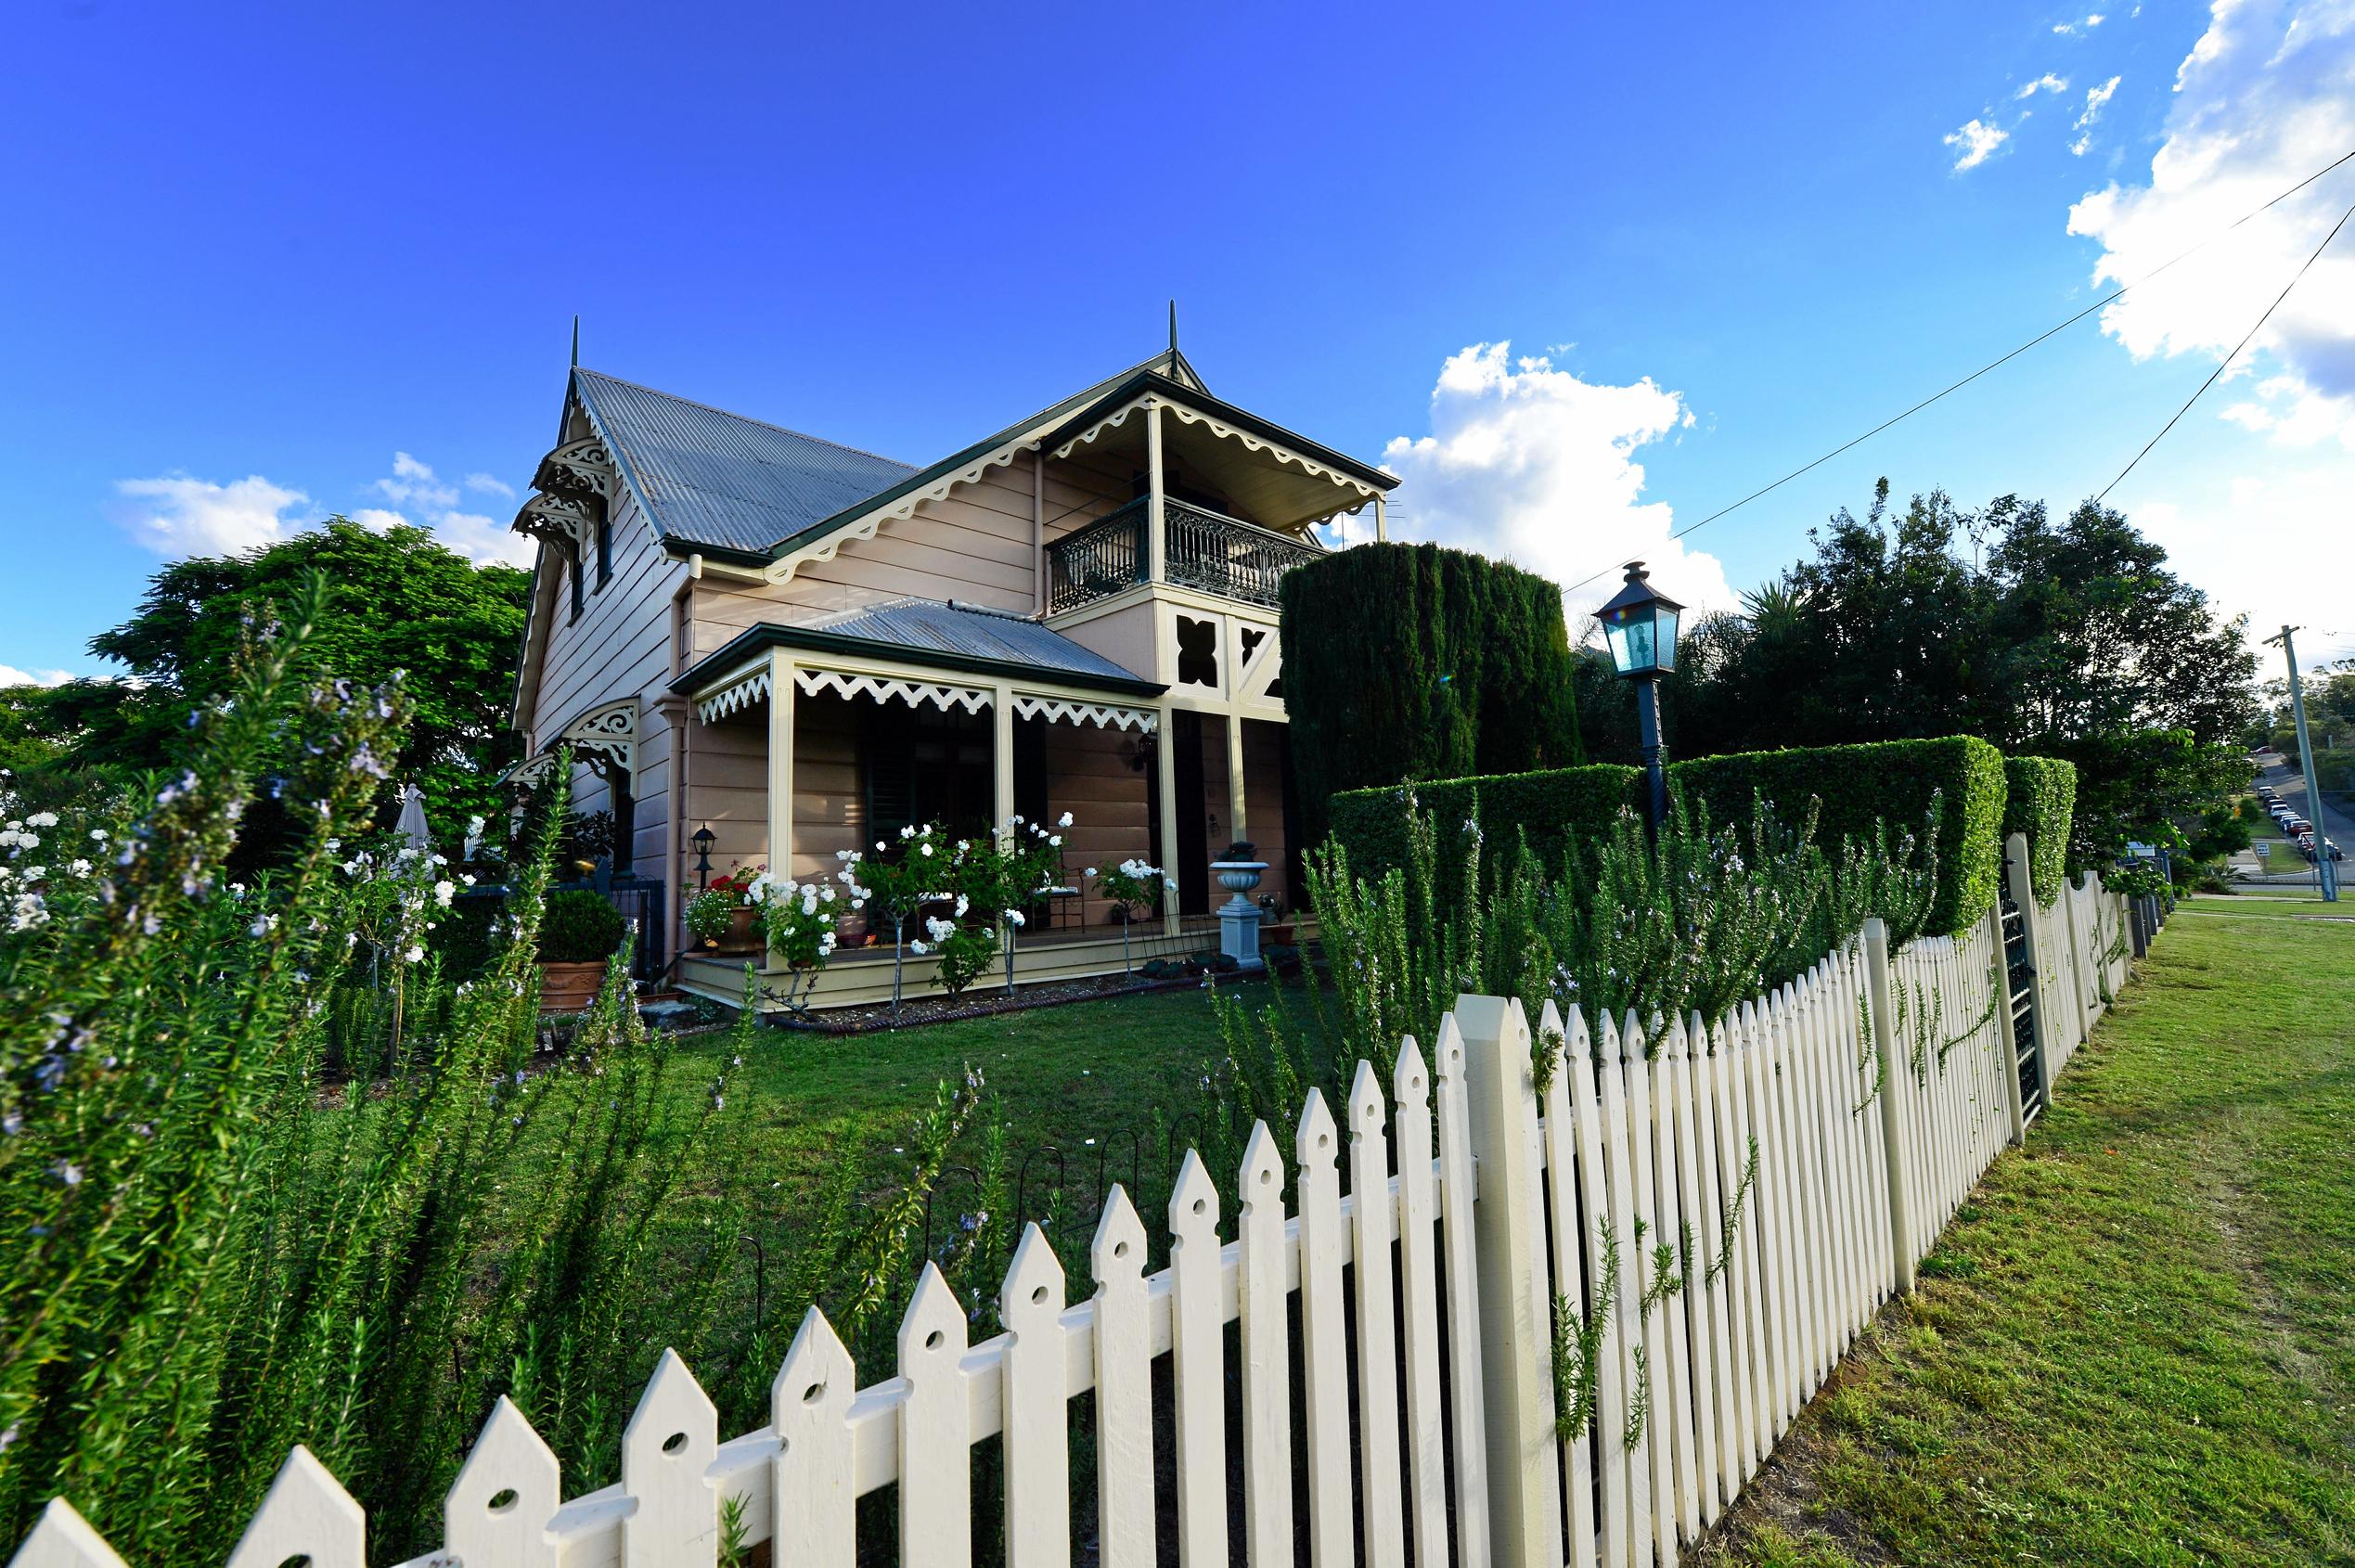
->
[1669,736,2007,936]
[2001,756,2077,905]
[539,888,626,963]
[1326,764,1641,906]
[1281,542,1583,848]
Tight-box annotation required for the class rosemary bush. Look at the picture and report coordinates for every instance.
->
[1200,785,1940,1159]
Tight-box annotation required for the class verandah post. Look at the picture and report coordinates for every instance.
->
[1452,994,1564,1568]
[1863,919,1917,1295]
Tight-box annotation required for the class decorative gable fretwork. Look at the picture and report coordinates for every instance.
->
[512,492,600,559]
[512,435,618,560]
[534,437,617,499]
[502,700,637,787]
[1010,694,1158,732]
[793,667,992,715]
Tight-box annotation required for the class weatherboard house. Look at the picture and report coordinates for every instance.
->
[503,344,1396,1007]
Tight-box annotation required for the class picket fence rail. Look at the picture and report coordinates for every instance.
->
[10,878,2137,1568]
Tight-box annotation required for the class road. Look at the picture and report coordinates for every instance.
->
[2254,757,2351,884]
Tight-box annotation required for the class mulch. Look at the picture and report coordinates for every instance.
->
[763,965,1285,1035]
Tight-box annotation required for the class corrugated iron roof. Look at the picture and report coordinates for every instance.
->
[807,598,1149,686]
[570,368,919,556]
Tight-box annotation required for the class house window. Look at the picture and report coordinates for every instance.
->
[596,509,612,590]
[860,702,994,845]
[1177,616,1218,688]
[567,552,584,623]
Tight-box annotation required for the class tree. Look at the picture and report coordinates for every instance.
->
[1657,482,2258,875]
[1281,541,1582,846]
[39,521,529,851]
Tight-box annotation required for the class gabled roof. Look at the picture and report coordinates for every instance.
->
[569,368,919,557]
[571,348,1211,562]
[672,598,1164,699]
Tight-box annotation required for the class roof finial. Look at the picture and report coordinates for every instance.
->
[1168,299,1178,360]
[571,314,580,368]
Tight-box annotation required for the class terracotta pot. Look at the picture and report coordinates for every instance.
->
[538,959,609,1014]
[705,905,764,955]
[1264,922,1295,945]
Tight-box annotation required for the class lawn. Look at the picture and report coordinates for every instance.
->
[1702,898,2355,1564]
[532,973,1254,1418]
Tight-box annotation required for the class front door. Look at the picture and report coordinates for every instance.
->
[1173,710,1208,915]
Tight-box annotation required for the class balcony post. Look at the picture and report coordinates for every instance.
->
[1146,401,1167,586]
[764,650,795,969]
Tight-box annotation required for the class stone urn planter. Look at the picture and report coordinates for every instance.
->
[1211,859,1269,970]
[538,960,609,1014]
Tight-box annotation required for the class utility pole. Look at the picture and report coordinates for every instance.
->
[2265,625,2339,903]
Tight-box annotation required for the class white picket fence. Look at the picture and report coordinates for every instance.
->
[10,886,2135,1568]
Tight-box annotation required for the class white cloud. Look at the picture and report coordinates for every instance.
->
[2016,72,2072,97]
[2053,12,2105,33]
[1368,342,1733,628]
[373,450,460,509]
[463,472,516,498]
[2069,74,2122,154]
[110,473,311,557]
[0,664,73,689]
[1944,117,2011,171]
[2123,459,2351,658]
[2066,0,2355,448]
[432,511,536,569]
[359,456,536,567]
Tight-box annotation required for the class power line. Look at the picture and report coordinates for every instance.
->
[2095,189,2355,501]
[1554,144,2355,598]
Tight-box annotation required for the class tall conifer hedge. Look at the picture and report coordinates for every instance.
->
[1280,542,1582,847]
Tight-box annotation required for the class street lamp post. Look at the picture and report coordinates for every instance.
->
[1597,560,1684,832]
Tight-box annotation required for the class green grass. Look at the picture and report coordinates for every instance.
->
[1703,900,2355,1565]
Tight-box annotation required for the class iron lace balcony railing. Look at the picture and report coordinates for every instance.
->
[1047,499,1148,612]
[1047,496,1322,613]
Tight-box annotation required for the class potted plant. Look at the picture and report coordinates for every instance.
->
[1210,839,1268,900]
[689,862,767,954]
[1258,892,1294,947]
[538,889,627,1013]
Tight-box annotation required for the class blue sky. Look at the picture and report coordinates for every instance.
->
[4,0,2350,685]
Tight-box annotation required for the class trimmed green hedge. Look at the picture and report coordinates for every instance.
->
[1281,542,1582,850]
[1326,765,1643,899]
[1669,737,2008,936]
[2001,755,2077,905]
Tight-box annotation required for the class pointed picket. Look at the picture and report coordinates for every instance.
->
[1001,1224,1071,1568]
[6,1499,126,1568]
[1537,1000,1598,1568]
[1237,1119,1295,1568]
[1654,1015,1701,1546]
[621,1348,718,1568]
[446,1395,560,1568]
[1594,1009,1647,1568]
[1090,1186,1154,1568]
[1292,1089,1354,1568]
[897,1264,971,1568]
[1165,1149,1229,1568]
[1393,1036,1453,1568]
[773,1307,856,1568]
[1434,1011,1494,1566]
[1347,1059,1408,1568]
[224,1446,365,1568]
[1667,1012,1720,1531]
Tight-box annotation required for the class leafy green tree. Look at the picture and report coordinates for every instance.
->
[38,521,528,852]
[1656,482,2257,875]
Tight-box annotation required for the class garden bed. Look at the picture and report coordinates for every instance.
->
[766,960,1284,1035]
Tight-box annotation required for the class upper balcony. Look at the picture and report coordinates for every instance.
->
[1048,495,1324,614]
